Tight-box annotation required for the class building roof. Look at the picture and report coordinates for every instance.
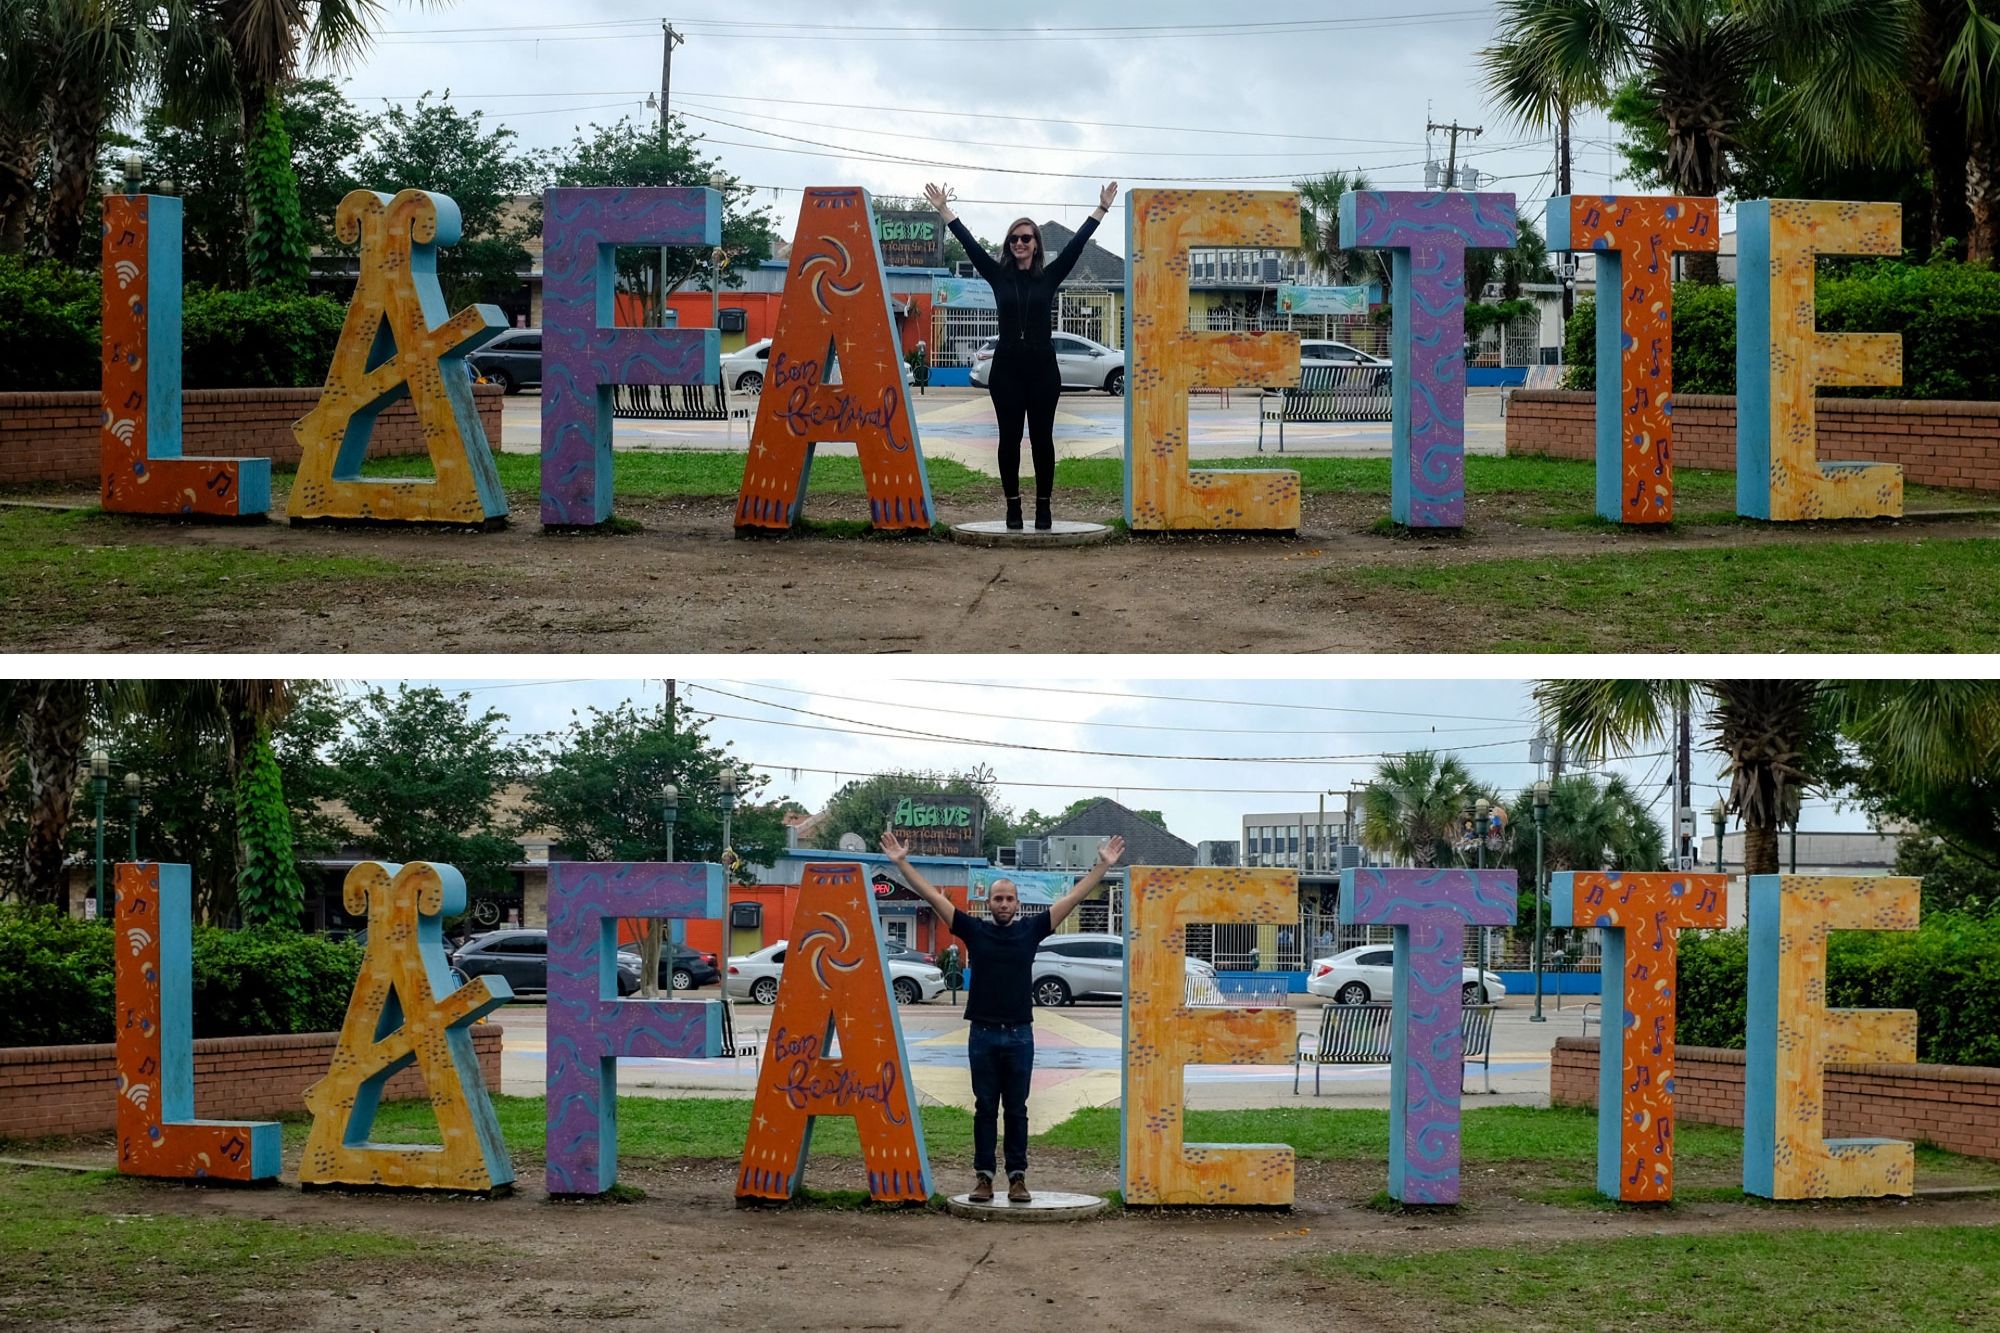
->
[1036,221,1127,285]
[1040,798,1196,866]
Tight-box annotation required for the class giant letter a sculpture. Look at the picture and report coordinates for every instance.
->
[736,862,932,1202]
[735,187,934,531]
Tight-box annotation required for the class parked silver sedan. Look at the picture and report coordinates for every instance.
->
[726,940,946,1005]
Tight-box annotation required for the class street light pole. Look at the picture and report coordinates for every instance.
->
[125,772,141,862]
[90,750,109,921]
[1530,779,1549,1022]
[719,767,739,870]
[663,783,679,863]
[1711,799,1728,875]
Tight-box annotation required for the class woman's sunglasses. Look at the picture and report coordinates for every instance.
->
[1008,233,1037,245]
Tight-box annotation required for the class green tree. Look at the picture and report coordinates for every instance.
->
[38,0,153,263]
[350,95,535,309]
[1483,0,1769,282]
[157,0,426,285]
[547,115,779,322]
[815,765,1015,861]
[1507,772,1667,876]
[523,699,785,871]
[1358,750,1479,867]
[327,686,522,898]
[1293,169,1388,289]
[1829,679,2000,876]
[1894,835,2000,916]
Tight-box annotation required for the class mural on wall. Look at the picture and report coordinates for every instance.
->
[1121,866,1296,1206]
[1124,189,1303,531]
[1550,870,1728,1202]
[542,187,721,526]
[288,189,509,526]
[1744,874,1921,1200]
[734,187,935,532]
[737,862,932,1203]
[545,862,724,1196]
[1736,200,1905,521]
[300,861,514,1193]
[1338,867,1517,1203]
[1338,191,1517,528]
[99,194,271,518]
[113,863,282,1182]
[1545,195,1720,524]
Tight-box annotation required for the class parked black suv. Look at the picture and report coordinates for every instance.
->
[468,328,542,394]
[449,928,642,996]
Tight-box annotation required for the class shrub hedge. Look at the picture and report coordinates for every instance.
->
[0,909,362,1047]
[1676,912,2000,1067]
[0,258,347,392]
[1561,260,2000,401]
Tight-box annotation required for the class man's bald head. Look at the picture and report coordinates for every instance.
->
[986,878,1019,924]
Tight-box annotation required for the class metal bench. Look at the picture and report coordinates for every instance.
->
[1257,362,1393,451]
[612,382,755,442]
[719,993,761,1073]
[1292,1002,1497,1096]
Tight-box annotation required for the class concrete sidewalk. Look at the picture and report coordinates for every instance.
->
[497,386,1510,477]
[493,994,1576,1129]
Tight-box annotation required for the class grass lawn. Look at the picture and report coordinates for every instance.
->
[1342,537,2000,653]
[1317,1226,2000,1332]
[344,451,1000,502]
[0,1166,478,1323]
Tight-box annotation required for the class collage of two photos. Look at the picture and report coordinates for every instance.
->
[3,0,1999,1329]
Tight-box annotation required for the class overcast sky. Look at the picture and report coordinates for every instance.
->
[372,675,1868,848]
[332,1,1635,250]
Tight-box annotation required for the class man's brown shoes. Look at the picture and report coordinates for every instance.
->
[969,1173,994,1203]
[1007,1174,1031,1203]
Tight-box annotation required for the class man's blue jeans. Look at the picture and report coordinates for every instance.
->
[967,1021,1034,1177]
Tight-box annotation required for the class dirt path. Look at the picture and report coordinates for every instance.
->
[11,490,1996,654]
[18,1139,2000,1332]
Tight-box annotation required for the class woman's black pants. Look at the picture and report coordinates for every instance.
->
[986,351,1060,498]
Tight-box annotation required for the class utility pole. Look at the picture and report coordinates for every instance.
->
[1428,119,1483,189]
[1676,700,1693,869]
[1559,100,1574,319]
[656,21,684,326]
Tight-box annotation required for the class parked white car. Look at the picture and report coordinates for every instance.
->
[726,940,946,1005]
[719,337,914,395]
[1305,944,1506,1006]
[1030,932,1215,1007]
[969,333,1126,394]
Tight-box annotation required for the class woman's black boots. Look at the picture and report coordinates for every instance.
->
[1005,494,1023,530]
[1035,494,1052,531]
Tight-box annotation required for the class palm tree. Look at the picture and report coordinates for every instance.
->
[38,0,152,262]
[137,680,306,928]
[1294,169,1387,288]
[1358,750,1478,867]
[1483,0,1767,282]
[1510,772,1667,874]
[160,0,445,287]
[1534,680,1837,877]
[1740,0,2000,261]
[5,680,115,909]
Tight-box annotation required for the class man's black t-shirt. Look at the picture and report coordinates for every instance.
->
[951,910,1055,1026]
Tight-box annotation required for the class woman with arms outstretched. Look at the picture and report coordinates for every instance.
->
[925,180,1117,530]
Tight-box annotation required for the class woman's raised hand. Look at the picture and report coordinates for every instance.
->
[924,182,954,216]
[1098,181,1118,212]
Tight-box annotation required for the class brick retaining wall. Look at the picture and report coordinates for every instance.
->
[1551,1036,2000,1161]
[0,1026,504,1140]
[1506,390,2000,495]
[0,385,505,488]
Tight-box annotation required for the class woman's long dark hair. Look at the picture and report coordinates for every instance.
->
[1005,216,1044,276]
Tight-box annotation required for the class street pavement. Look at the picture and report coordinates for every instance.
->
[496,386,1510,475]
[491,991,1588,1132]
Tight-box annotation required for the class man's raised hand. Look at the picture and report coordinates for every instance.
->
[880,830,910,861]
[1096,835,1126,869]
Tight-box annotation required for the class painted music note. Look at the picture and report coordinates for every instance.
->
[1655,1118,1672,1156]
[1628,1153,1645,1186]
[220,1134,247,1162]
[1629,1064,1652,1092]
[1584,883,1606,907]
[1618,879,1637,905]
[1650,1015,1668,1057]
[1695,884,1719,914]
[1631,961,1652,982]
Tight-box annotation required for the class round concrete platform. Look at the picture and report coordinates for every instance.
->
[944,1189,1109,1222]
[949,519,1114,549]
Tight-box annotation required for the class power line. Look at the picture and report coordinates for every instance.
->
[707,679,1535,738]
[895,679,1531,724]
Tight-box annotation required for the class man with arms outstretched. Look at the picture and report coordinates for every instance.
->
[880,830,1125,1203]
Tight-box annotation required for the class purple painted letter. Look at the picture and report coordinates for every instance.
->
[1338,191,1516,528]
[540,188,721,526]
[1338,867,1516,1203]
[545,861,724,1195]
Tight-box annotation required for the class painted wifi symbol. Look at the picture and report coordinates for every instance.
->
[114,260,140,289]
[110,418,137,444]
[123,1082,151,1110]
[126,927,151,956]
